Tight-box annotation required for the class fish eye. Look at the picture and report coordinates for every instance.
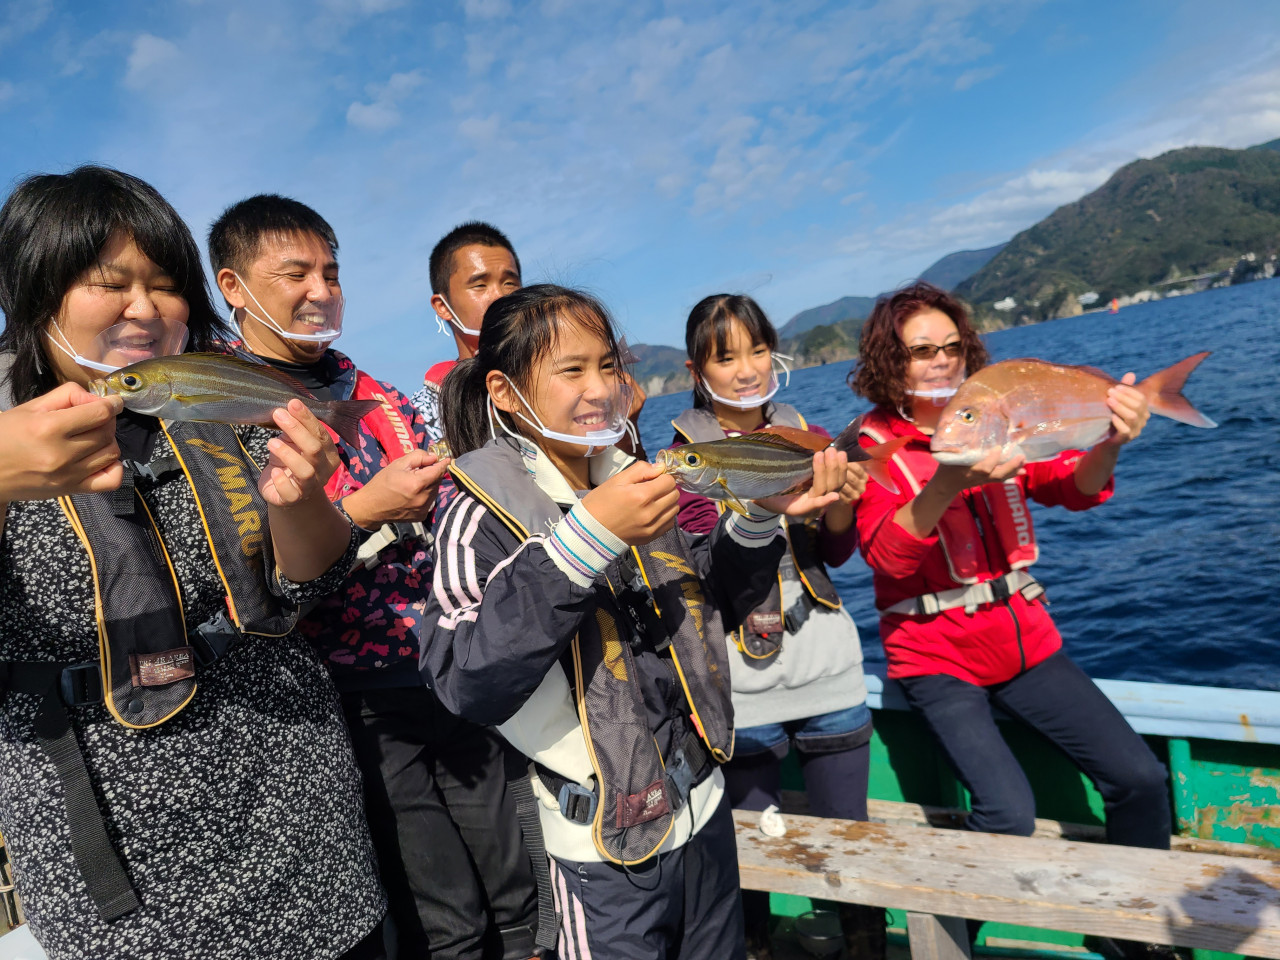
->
[121,374,141,389]
[958,409,975,424]
[683,453,699,466]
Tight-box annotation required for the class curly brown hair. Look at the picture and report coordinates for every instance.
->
[848,281,988,410]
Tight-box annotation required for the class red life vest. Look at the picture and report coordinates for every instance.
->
[860,408,1038,586]
[323,370,419,499]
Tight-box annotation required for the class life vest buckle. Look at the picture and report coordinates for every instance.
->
[192,609,240,668]
[557,781,598,825]
[667,748,696,812]
[59,663,103,707]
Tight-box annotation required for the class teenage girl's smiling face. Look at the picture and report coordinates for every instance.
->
[695,316,773,410]
[46,230,190,387]
[491,313,623,459]
[900,307,963,397]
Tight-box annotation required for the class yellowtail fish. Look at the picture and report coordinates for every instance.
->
[90,353,379,446]
[930,352,1216,466]
[427,438,452,460]
[654,419,908,514]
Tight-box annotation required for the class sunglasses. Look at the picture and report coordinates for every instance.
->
[907,341,964,361]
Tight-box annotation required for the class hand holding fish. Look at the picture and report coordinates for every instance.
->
[261,399,353,585]
[1100,373,1151,447]
[259,399,342,508]
[341,449,451,528]
[581,461,680,546]
[0,382,126,501]
[756,448,847,518]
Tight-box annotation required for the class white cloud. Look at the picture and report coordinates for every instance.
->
[346,69,424,132]
[123,34,180,90]
[954,64,1002,91]
[0,0,52,49]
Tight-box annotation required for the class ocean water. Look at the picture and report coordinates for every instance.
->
[637,279,1280,690]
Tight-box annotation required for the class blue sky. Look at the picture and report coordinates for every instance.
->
[2,0,1279,392]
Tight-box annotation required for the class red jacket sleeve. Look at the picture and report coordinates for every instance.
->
[1024,450,1114,510]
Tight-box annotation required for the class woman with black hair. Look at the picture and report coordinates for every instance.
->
[670,294,880,960]
[0,166,385,960]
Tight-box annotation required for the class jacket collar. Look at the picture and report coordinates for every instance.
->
[510,435,636,506]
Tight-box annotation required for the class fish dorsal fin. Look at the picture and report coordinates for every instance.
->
[759,424,830,452]
[736,429,818,454]
[185,351,319,400]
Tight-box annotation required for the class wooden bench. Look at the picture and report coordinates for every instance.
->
[734,808,1280,960]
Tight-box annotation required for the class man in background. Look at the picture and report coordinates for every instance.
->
[209,197,540,960]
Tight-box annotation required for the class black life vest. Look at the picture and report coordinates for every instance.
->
[449,438,736,865]
[57,419,295,729]
[670,405,841,660]
[0,415,295,922]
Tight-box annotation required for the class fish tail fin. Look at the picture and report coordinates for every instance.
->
[833,414,905,494]
[830,414,865,455]
[319,399,381,446]
[862,458,901,496]
[1137,351,1217,428]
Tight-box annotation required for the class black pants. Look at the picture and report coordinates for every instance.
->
[897,651,1171,848]
[341,685,539,960]
[549,795,745,960]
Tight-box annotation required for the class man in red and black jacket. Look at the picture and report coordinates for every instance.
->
[210,197,540,960]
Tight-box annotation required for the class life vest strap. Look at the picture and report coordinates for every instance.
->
[0,660,140,921]
[535,729,712,827]
[879,570,1045,617]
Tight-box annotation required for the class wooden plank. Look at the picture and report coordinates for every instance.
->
[780,794,1280,862]
[734,810,1280,958]
[906,913,972,960]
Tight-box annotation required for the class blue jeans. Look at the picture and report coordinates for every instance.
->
[897,651,1171,848]
[725,704,873,822]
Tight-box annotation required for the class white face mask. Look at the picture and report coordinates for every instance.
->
[233,272,344,343]
[907,366,967,406]
[699,352,793,410]
[46,319,190,374]
[435,295,481,338]
[490,376,634,454]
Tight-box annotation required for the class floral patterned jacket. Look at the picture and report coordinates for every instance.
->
[296,350,436,689]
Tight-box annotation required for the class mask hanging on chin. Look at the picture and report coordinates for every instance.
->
[488,375,634,455]
[435,296,481,338]
[233,272,344,344]
[698,352,793,410]
[907,365,967,406]
[46,319,190,374]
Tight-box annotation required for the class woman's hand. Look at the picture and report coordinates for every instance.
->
[581,461,680,545]
[932,448,1027,495]
[258,399,342,508]
[1100,373,1150,446]
[0,382,124,500]
[757,448,847,518]
[341,449,450,528]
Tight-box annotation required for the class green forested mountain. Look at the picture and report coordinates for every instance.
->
[956,144,1280,325]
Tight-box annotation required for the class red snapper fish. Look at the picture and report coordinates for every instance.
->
[929,352,1216,466]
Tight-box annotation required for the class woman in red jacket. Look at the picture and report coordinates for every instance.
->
[850,283,1172,895]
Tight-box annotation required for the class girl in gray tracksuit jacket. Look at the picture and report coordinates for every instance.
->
[420,285,843,960]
